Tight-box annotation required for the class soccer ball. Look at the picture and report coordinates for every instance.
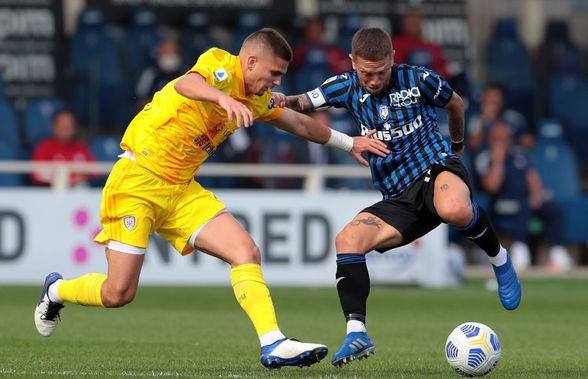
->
[445,322,501,376]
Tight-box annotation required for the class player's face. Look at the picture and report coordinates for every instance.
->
[246,53,289,96]
[351,55,393,95]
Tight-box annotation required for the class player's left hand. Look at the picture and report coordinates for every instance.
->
[271,92,287,108]
[350,129,390,166]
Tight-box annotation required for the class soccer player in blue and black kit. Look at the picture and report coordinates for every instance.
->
[273,27,521,367]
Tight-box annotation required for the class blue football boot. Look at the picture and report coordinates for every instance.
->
[260,338,328,369]
[34,272,64,337]
[331,332,375,367]
[492,255,522,310]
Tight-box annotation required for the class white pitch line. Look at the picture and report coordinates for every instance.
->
[0,368,189,377]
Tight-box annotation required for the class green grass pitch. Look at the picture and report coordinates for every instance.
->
[1,278,587,378]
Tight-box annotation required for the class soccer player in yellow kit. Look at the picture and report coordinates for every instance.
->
[34,28,390,368]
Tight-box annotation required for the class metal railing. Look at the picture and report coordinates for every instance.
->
[0,161,373,193]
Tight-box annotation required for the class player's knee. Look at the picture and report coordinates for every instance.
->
[336,230,364,253]
[231,241,261,265]
[438,199,472,226]
[102,287,136,308]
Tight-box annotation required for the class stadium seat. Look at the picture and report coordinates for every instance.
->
[87,135,121,187]
[0,139,22,186]
[531,119,588,243]
[486,19,534,119]
[23,98,67,148]
[126,8,162,82]
[338,15,363,52]
[90,135,122,162]
[69,6,123,127]
[294,47,333,93]
[536,20,582,82]
[0,100,20,147]
[547,73,588,161]
[230,12,263,54]
[180,12,217,66]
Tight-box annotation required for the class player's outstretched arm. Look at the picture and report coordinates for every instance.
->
[443,91,465,156]
[271,92,314,114]
[269,108,389,166]
[175,72,253,128]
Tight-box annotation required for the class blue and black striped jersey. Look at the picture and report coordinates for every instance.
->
[305,64,455,199]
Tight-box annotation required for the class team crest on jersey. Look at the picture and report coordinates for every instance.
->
[213,68,228,82]
[123,216,136,231]
[378,105,390,121]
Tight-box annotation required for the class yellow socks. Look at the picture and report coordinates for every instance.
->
[231,264,280,337]
[57,273,107,307]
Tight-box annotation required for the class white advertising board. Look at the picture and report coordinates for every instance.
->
[0,189,450,287]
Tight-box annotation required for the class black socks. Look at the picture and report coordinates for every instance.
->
[336,254,370,321]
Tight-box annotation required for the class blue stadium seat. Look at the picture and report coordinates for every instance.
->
[126,8,162,82]
[338,15,363,52]
[90,135,122,162]
[486,19,534,118]
[69,6,123,127]
[0,100,20,147]
[540,20,582,76]
[0,76,5,99]
[181,12,216,66]
[24,98,67,147]
[531,119,588,243]
[547,73,588,161]
[548,74,588,128]
[493,19,518,40]
[0,139,22,186]
[294,47,333,93]
[230,12,263,54]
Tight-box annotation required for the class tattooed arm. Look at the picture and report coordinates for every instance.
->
[271,92,315,114]
[444,91,465,156]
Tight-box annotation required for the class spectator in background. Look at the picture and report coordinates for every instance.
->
[135,39,184,109]
[392,10,449,78]
[467,84,533,152]
[292,16,351,76]
[474,122,573,271]
[31,110,95,187]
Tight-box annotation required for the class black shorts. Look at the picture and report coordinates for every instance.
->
[363,158,472,251]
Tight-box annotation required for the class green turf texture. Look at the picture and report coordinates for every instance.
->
[1,278,586,378]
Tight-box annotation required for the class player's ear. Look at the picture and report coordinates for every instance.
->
[349,54,356,70]
[247,55,257,71]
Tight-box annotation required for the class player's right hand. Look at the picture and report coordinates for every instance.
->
[218,96,253,128]
[271,92,287,108]
[350,129,390,166]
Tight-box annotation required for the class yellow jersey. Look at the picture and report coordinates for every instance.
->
[120,48,283,184]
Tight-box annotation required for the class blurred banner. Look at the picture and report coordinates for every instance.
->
[0,0,64,99]
[0,189,451,287]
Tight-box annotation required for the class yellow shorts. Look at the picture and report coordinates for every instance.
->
[94,158,225,255]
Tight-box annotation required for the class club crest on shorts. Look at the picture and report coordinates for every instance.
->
[123,216,136,231]
[379,105,390,121]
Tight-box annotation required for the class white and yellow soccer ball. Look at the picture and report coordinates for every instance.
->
[445,322,501,376]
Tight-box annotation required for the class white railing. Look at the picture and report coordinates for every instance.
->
[0,160,373,193]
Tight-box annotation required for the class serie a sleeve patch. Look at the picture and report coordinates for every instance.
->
[213,68,229,82]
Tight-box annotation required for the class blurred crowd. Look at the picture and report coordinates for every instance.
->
[0,6,587,270]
